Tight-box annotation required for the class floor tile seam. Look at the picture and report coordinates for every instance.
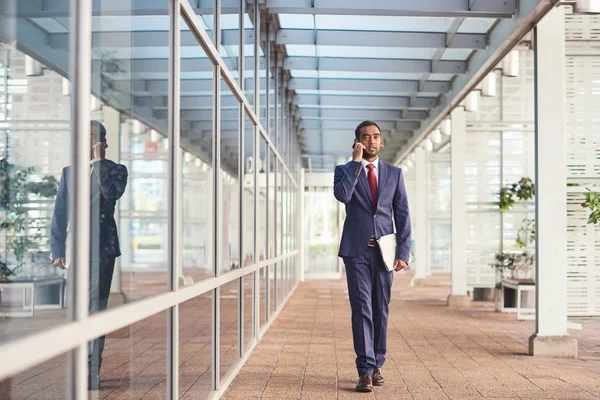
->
[297,297,324,400]
[175,364,212,398]
[384,353,414,400]
[466,335,589,398]
[258,306,298,400]
[442,325,555,396]
[389,319,449,400]
[532,368,600,399]
[328,287,340,400]
[417,325,488,399]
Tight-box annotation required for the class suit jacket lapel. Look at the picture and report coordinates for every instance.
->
[357,166,374,209]
[377,161,387,208]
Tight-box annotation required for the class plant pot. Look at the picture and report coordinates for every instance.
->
[494,286,503,312]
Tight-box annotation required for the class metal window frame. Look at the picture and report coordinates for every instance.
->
[0,2,302,400]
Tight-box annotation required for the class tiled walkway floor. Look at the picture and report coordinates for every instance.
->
[224,272,600,400]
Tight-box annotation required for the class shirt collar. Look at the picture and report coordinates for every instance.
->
[361,157,379,169]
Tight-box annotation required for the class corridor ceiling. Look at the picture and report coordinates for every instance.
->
[1,0,558,172]
[272,1,510,169]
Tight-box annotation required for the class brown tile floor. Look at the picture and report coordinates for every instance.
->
[223,272,600,400]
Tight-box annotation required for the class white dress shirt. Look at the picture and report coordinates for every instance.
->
[361,157,379,184]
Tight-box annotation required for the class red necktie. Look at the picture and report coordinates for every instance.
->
[366,163,377,206]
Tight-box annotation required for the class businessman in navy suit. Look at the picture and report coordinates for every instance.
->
[50,120,128,390]
[334,121,411,392]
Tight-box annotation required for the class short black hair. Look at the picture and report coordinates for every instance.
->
[355,120,381,140]
[91,120,107,143]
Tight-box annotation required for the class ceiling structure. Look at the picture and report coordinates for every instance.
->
[268,1,509,169]
[2,0,559,172]
[263,0,559,170]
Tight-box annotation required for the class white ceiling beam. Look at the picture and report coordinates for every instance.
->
[266,0,516,18]
[49,29,485,51]
[293,95,438,109]
[285,57,466,74]
[288,78,450,93]
[276,30,486,49]
[300,120,399,130]
[10,0,239,17]
[297,109,428,121]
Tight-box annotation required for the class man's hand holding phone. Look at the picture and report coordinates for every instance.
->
[352,142,365,162]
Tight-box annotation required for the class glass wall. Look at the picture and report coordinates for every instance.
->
[0,0,300,398]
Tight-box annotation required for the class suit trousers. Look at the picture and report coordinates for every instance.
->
[343,246,393,376]
[88,254,116,376]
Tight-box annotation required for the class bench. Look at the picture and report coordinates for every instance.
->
[501,278,535,320]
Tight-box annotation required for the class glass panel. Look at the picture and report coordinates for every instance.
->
[315,15,454,32]
[268,152,276,258]
[220,279,239,380]
[277,162,284,259]
[95,311,167,395]
[316,46,436,59]
[0,2,71,336]
[243,113,254,266]
[181,17,214,284]
[221,0,241,84]
[243,273,253,350]
[259,31,267,130]
[285,45,317,57]
[244,2,255,105]
[276,262,282,308]
[88,7,173,304]
[0,353,67,398]
[257,139,267,261]
[457,18,496,34]
[259,266,266,328]
[278,14,315,29]
[118,118,169,301]
[221,81,240,274]
[269,262,276,316]
[192,0,215,45]
[179,292,212,398]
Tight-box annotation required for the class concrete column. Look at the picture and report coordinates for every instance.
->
[411,147,428,286]
[448,107,471,308]
[529,5,577,358]
[103,107,127,306]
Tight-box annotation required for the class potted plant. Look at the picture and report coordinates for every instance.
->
[491,177,536,311]
[0,158,57,277]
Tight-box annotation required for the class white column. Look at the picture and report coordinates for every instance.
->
[412,148,428,286]
[448,107,471,307]
[529,5,577,357]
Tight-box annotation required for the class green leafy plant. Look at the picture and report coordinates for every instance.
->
[581,188,600,225]
[0,260,16,280]
[493,178,536,287]
[498,177,535,211]
[0,158,57,275]
[489,251,535,288]
[515,218,535,249]
[499,187,514,211]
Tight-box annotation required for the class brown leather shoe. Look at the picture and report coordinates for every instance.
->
[372,367,385,386]
[356,374,373,392]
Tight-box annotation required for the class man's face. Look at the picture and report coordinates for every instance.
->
[358,124,384,159]
[90,123,100,148]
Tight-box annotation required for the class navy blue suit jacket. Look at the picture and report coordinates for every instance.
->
[50,160,128,261]
[334,160,411,264]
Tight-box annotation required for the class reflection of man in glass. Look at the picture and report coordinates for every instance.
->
[50,120,128,390]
